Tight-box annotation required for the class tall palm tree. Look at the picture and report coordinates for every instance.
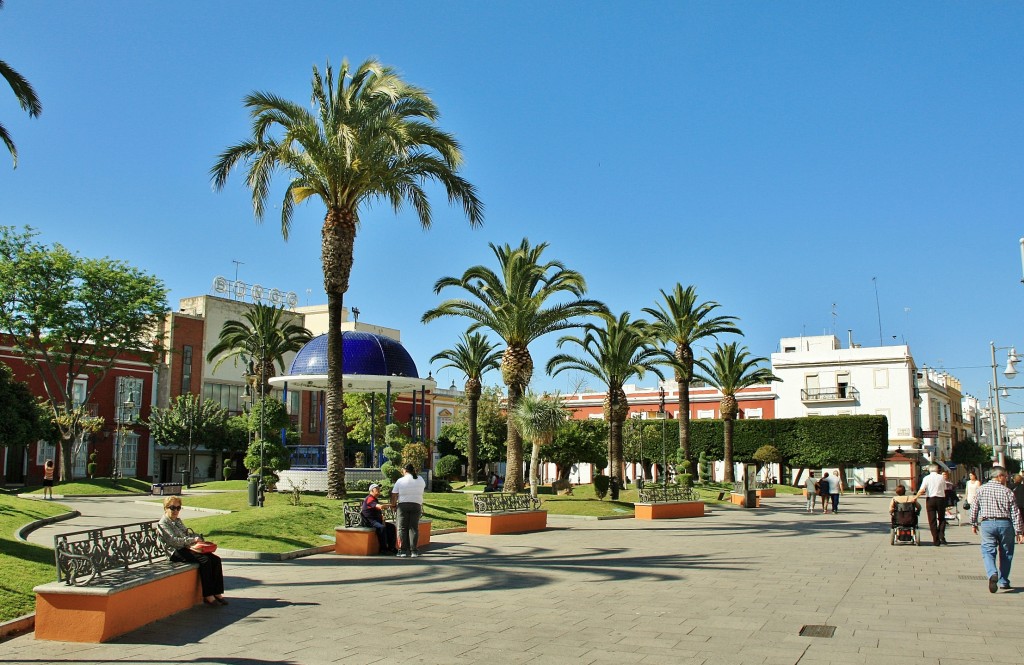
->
[643,284,741,467]
[1,1,42,168]
[211,59,482,499]
[694,342,779,482]
[430,331,501,485]
[422,238,604,492]
[512,392,569,498]
[547,311,663,486]
[205,303,313,396]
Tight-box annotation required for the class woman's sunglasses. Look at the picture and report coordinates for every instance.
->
[168,506,182,511]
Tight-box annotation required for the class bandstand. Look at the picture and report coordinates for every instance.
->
[269,331,436,492]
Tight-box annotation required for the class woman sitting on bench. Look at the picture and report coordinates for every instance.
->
[156,497,228,606]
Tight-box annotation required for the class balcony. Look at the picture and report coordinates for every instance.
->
[801,387,860,403]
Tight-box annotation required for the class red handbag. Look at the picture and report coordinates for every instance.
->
[193,542,217,554]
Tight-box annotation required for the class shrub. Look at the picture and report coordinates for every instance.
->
[431,479,452,493]
[593,474,610,500]
[435,454,461,480]
[401,442,429,472]
[678,473,694,488]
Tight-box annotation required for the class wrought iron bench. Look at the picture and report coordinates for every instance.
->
[33,520,201,643]
[753,480,777,498]
[467,493,547,535]
[634,485,705,520]
[334,501,431,555]
[151,482,182,496]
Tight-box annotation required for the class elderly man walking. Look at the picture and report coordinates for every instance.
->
[915,463,948,546]
[969,466,1024,592]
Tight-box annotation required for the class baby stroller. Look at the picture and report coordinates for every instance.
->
[891,499,921,546]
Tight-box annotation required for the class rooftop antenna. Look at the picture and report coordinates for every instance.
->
[305,288,311,306]
[231,259,244,284]
[873,277,883,346]
[831,303,837,336]
[351,307,360,324]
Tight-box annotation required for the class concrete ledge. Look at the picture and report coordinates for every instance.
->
[466,510,547,535]
[16,510,81,543]
[634,501,705,520]
[755,488,776,498]
[334,520,432,555]
[34,567,201,642]
[730,492,761,508]
[33,563,197,596]
[0,613,34,640]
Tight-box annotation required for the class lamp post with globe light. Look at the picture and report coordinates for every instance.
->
[990,342,1019,468]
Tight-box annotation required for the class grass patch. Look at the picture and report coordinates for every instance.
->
[172,491,474,553]
[0,493,72,622]
[22,477,153,496]
[186,480,249,491]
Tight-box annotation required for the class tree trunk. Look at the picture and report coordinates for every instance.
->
[59,434,74,482]
[723,417,735,483]
[505,381,524,492]
[676,344,693,464]
[608,416,622,490]
[322,207,356,499]
[467,391,479,485]
[529,440,540,498]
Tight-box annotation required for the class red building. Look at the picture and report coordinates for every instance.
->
[562,381,777,421]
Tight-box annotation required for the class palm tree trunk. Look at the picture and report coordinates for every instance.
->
[678,375,692,463]
[723,417,735,483]
[467,394,479,485]
[505,382,524,492]
[322,207,356,499]
[609,416,622,489]
[529,440,541,498]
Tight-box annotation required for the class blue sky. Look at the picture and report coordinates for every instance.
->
[2,2,1023,418]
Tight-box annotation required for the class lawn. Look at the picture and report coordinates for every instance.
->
[21,477,153,496]
[0,492,72,622]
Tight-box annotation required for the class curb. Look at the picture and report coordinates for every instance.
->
[131,500,231,515]
[548,513,635,521]
[17,493,152,499]
[15,510,81,544]
[0,613,34,641]
[217,543,337,561]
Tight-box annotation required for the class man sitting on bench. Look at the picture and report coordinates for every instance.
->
[360,484,397,555]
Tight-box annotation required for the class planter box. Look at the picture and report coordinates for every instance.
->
[730,492,760,508]
[755,488,776,498]
[334,520,431,555]
[466,510,547,535]
[634,501,705,520]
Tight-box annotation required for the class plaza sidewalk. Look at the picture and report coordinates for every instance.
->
[4,493,1019,665]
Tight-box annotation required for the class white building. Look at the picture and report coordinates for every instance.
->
[915,369,953,463]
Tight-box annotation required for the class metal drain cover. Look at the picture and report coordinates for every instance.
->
[799,625,836,638]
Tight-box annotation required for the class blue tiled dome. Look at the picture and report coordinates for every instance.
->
[287,332,421,379]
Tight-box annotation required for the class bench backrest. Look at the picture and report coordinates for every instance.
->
[342,500,397,528]
[472,493,541,513]
[53,520,170,586]
[638,486,697,503]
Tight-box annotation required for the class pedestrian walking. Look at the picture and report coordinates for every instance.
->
[818,472,831,514]
[42,459,54,500]
[914,464,947,546]
[391,464,426,558]
[827,471,843,514]
[968,466,1024,592]
[803,471,817,513]
[964,471,981,511]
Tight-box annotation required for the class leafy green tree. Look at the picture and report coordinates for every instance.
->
[147,394,228,488]
[206,303,312,396]
[548,311,662,485]
[343,392,393,465]
[695,342,780,482]
[0,362,48,487]
[401,442,429,473]
[951,435,988,469]
[440,385,507,471]
[435,454,461,480]
[623,419,662,481]
[381,423,407,482]
[212,58,483,499]
[1,1,42,168]
[644,284,741,466]
[512,392,569,498]
[431,332,501,485]
[0,226,167,480]
[423,239,604,492]
[544,419,608,481]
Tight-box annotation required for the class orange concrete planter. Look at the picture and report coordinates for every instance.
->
[34,567,200,643]
[755,488,776,498]
[634,501,705,520]
[334,521,431,555]
[466,510,547,535]
[730,492,761,508]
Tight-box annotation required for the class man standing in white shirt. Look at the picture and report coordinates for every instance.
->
[827,472,843,514]
[915,464,948,546]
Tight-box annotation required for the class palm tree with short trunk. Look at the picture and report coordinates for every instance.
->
[547,311,662,486]
[205,303,313,397]
[643,284,741,467]
[694,342,779,482]
[212,58,482,499]
[512,392,569,498]
[422,238,604,492]
[431,332,501,485]
[1,0,42,168]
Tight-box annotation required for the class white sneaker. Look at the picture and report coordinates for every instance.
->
[396,551,408,558]
[410,552,421,558]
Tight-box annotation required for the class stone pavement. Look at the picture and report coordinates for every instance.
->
[4,493,1021,665]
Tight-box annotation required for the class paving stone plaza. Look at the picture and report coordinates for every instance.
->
[5,493,1021,665]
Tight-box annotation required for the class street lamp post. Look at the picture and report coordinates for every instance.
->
[185,399,194,489]
[659,387,667,486]
[114,385,136,480]
[990,342,1019,468]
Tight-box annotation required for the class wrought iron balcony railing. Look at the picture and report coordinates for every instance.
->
[800,387,860,403]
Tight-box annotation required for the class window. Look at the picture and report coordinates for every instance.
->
[745,408,763,420]
[181,345,193,393]
[836,372,850,398]
[805,374,819,392]
[35,440,56,466]
[308,391,321,433]
[697,409,715,419]
[203,382,245,413]
[72,378,88,407]
[588,413,605,420]
[116,432,139,477]
[873,369,889,389]
[784,346,796,353]
[116,376,144,421]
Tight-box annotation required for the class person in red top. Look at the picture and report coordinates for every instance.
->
[42,459,55,500]
[360,484,397,555]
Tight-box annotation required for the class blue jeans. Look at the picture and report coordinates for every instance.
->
[980,520,1016,586]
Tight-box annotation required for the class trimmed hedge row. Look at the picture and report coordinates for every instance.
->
[688,415,888,466]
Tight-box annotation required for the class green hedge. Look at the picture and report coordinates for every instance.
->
[688,415,888,466]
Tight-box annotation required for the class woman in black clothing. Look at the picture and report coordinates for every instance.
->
[156,496,227,605]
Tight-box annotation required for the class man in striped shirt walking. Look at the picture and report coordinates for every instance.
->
[969,466,1024,593]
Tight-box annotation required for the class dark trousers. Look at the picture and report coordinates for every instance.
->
[397,502,422,554]
[925,496,947,544]
[367,519,397,553]
[172,548,225,597]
